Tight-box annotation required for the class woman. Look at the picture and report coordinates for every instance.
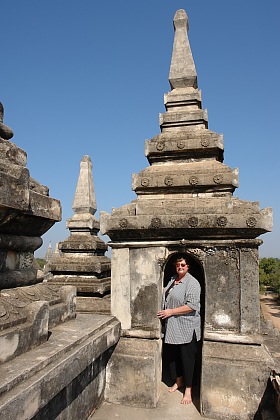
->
[157,255,201,405]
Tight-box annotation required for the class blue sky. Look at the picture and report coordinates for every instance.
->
[1,1,279,258]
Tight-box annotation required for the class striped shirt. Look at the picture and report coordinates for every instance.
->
[162,273,201,344]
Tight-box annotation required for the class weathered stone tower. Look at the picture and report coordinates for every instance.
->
[47,155,111,314]
[100,9,273,419]
[0,101,62,289]
[0,107,120,418]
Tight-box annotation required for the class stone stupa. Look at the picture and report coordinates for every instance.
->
[0,106,119,419]
[47,155,111,313]
[100,9,273,419]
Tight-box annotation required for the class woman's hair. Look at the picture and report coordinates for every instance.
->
[174,254,190,266]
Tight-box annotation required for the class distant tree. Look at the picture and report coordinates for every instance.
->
[36,258,46,269]
[269,263,280,296]
[259,266,268,294]
[259,257,280,296]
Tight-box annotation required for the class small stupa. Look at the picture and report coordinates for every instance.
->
[44,241,53,262]
[47,155,111,313]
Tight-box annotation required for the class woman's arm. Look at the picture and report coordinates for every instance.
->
[157,305,193,320]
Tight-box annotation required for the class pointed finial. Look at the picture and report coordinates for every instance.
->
[45,241,53,262]
[168,9,197,89]
[173,8,189,31]
[72,155,97,215]
[0,102,14,140]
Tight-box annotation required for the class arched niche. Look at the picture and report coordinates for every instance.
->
[161,251,205,407]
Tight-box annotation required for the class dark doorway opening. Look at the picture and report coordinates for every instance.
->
[161,252,205,411]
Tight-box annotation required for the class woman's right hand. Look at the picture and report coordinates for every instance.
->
[157,309,173,319]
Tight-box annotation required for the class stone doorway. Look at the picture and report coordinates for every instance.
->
[162,252,205,409]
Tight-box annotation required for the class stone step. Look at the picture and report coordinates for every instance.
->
[0,314,120,419]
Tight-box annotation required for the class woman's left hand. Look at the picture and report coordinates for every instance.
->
[157,309,173,319]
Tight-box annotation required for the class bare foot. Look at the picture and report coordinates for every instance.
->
[169,383,179,393]
[181,387,192,404]
[169,377,184,393]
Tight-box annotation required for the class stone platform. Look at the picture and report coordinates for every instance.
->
[0,314,120,419]
[90,300,280,420]
[90,381,211,420]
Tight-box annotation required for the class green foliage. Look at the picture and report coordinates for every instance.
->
[36,258,46,269]
[259,257,280,295]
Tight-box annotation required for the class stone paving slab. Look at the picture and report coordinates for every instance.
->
[89,381,213,420]
[90,297,280,420]
[260,294,280,367]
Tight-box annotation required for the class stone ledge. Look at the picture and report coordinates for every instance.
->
[0,314,120,419]
[201,341,275,419]
[76,295,111,314]
[204,331,263,345]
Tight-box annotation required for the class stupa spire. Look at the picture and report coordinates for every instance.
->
[67,155,99,235]
[45,241,53,262]
[72,155,96,215]
[101,8,272,242]
[169,9,197,89]
[46,154,110,314]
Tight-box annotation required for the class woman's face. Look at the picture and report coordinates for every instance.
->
[175,259,189,278]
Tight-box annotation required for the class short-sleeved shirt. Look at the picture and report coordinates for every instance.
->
[162,273,201,344]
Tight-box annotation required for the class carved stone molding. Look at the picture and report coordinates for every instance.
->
[19,252,34,269]
[222,247,239,268]
[188,217,199,227]
[246,217,257,227]
[189,176,199,185]
[156,141,165,151]
[164,176,173,186]
[187,248,206,261]
[204,247,217,256]
[119,218,128,229]
[177,140,185,149]
[217,216,228,227]
[150,217,162,228]
[201,138,210,147]
[213,174,223,184]
[141,177,150,187]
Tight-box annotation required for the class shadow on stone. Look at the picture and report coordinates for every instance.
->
[31,345,116,420]
[253,378,279,420]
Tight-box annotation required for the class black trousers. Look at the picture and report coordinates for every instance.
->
[164,332,197,387]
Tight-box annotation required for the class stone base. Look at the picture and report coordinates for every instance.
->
[105,337,162,408]
[0,284,76,363]
[0,314,120,419]
[201,340,275,419]
[47,274,111,295]
[77,295,111,314]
